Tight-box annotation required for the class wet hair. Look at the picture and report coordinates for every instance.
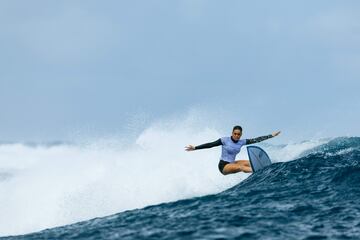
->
[232,125,242,132]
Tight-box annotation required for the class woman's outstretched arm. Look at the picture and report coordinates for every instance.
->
[246,131,281,145]
[185,138,222,151]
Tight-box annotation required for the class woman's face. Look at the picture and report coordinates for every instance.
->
[232,129,242,141]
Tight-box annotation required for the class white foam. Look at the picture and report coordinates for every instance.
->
[0,126,241,235]
[262,139,329,163]
[0,117,329,236]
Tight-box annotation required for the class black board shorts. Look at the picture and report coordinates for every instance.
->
[218,160,230,174]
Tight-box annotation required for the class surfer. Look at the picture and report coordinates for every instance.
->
[185,126,281,175]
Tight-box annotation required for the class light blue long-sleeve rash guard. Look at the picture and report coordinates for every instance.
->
[194,134,273,163]
[220,137,247,163]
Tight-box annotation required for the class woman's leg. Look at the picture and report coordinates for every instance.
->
[235,160,252,173]
[234,160,251,166]
[222,161,253,175]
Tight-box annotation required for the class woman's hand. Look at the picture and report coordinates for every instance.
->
[272,131,281,137]
[185,145,195,151]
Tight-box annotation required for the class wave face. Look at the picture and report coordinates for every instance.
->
[3,137,359,239]
[1,119,323,237]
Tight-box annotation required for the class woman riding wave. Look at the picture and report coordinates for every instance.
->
[185,126,281,175]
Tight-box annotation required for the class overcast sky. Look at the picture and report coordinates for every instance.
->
[0,0,359,142]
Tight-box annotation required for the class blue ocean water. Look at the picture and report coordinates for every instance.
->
[1,137,360,239]
[2,137,360,240]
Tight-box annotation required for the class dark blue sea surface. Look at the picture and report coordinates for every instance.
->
[3,137,360,240]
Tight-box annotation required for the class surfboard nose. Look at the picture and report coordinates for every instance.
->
[247,146,272,172]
